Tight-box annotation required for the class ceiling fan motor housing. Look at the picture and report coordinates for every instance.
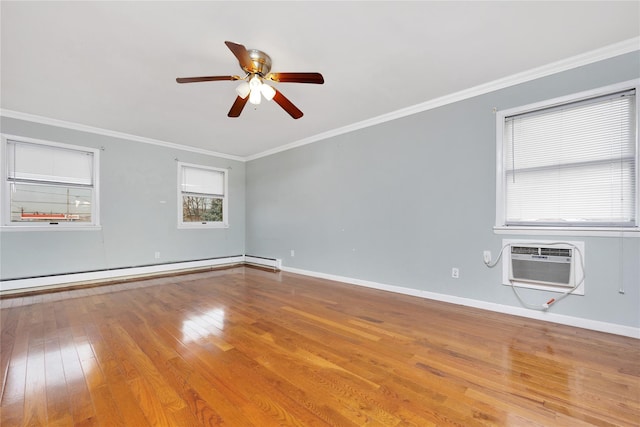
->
[244,49,272,76]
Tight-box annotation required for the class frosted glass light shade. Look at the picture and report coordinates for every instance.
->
[235,82,250,99]
[249,76,262,105]
[260,84,276,101]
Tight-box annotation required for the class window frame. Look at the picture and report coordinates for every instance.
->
[1,134,101,231]
[177,162,229,229]
[495,80,640,237]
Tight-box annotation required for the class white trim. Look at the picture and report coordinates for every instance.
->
[0,110,245,162]
[280,265,639,339]
[247,38,640,161]
[0,256,245,293]
[494,226,639,238]
[0,225,102,232]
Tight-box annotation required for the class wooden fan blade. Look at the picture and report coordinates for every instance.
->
[228,96,249,118]
[266,72,324,84]
[224,41,253,70]
[272,89,303,119]
[176,76,239,83]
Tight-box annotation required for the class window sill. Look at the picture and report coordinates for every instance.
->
[178,223,229,230]
[494,226,639,238]
[1,225,102,232]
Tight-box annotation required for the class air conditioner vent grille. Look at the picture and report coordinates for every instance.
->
[511,246,572,257]
[540,247,572,257]
[511,246,539,255]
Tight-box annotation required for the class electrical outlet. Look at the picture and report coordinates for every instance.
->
[290,250,295,257]
[154,251,160,259]
[451,267,459,279]
[483,250,492,264]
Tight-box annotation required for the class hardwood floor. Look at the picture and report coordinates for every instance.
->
[1,267,638,426]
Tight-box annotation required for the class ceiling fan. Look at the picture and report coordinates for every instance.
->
[176,41,324,119]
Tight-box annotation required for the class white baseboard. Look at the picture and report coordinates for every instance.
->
[0,256,245,294]
[4,258,637,339]
[281,266,640,339]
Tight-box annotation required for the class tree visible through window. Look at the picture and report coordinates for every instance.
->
[178,162,227,228]
[183,195,223,222]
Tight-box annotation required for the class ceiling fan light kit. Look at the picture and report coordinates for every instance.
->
[177,41,324,119]
[260,83,276,102]
[248,76,263,105]
[235,81,250,99]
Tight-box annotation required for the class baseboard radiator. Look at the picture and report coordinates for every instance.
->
[1,254,284,295]
[244,255,282,270]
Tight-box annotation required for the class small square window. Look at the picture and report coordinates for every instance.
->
[177,162,228,228]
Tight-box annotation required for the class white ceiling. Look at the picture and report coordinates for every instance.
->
[2,1,639,159]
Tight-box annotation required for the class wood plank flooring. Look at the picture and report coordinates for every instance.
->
[1,266,638,426]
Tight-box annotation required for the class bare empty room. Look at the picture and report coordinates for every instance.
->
[1,2,639,426]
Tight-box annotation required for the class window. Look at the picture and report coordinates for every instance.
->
[496,81,638,233]
[178,162,228,228]
[2,135,100,229]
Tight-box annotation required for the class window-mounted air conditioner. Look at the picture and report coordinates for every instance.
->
[502,240,585,295]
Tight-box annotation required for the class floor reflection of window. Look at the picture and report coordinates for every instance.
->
[5,341,95,403]
[181,308,226,343]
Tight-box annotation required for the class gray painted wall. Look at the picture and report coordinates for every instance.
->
[1,52,638,330]
[246,52,640,328]
[1,117,245,280]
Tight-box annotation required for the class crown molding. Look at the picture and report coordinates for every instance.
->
[246,37,640,161]
[0,109,246,162]
[2,37,638,163]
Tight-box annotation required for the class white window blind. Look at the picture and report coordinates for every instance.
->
[181,166,224,196]
[503,89,636,227]
[7,140,94,185]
